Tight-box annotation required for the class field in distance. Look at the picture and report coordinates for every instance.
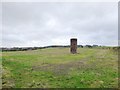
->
[2,47,118,88]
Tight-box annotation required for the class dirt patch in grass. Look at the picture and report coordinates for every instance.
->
[32,60,87,75]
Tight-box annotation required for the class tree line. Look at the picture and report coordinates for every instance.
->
[1,45,119,52]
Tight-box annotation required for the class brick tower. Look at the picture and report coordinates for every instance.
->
[70,38,77,54]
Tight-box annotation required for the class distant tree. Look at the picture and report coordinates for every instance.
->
[85,45,92,48]
[78,45,83,48]
[93,45,98,47]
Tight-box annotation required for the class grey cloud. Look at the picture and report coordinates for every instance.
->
[2,2,118,47]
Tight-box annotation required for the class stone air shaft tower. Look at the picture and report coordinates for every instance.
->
[70,38,77,54]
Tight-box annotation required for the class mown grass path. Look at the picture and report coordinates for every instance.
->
[2,48,118,88]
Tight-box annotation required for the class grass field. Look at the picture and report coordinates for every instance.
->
[2,47,118,88]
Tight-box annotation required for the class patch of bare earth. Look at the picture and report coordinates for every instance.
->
[32,60,87,75]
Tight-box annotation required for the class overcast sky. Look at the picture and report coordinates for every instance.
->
[2,2,118,47]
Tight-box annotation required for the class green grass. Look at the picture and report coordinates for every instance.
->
[2,48,118,88]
